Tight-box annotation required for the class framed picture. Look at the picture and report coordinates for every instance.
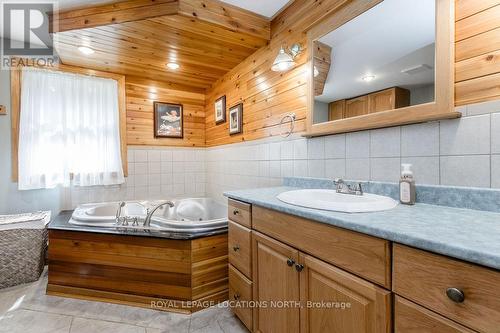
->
[229,103,243,135]
[154,102,183,138]
[214,95,226,124]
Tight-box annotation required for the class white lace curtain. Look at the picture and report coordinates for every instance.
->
[18,68,125,190]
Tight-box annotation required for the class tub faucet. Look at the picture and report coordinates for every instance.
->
[143,201,175,227]
[116,201,126,224]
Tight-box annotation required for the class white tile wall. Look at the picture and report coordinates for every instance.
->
[370,127,400,158]
[440,155,491,187]
[63,147,207,209]
[206,102,500,203]
[324,134,345,159]
[59,100,500,208]
[370,158,401,182]
[401,122,439,156]
[492,113,500,154]
[440,115,490,155]
[492,155,500,188]
[346,131,370,158]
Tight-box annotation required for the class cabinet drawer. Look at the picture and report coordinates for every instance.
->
[229,264,253,331]
[228,199,251,228]
[228,221,252,279]
[393,244,500,333]
[395,296,476,333]
[253,206,391,288]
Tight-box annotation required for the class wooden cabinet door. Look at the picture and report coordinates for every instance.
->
[345,96,368,118]
[368,88,396,113]
[252,231,300,333]
[368,87,410,113]
[328,100,345,121]
[299,253,391,333]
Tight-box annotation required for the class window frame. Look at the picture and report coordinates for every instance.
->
[10,61,128,182]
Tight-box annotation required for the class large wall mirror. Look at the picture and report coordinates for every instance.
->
[306,0,460,137]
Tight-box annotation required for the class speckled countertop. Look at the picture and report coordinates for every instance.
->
[224,186,500,271]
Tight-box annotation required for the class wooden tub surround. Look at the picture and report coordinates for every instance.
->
[227,198,500,332]
[47,230,228,313]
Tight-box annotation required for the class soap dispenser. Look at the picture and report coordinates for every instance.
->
[400,164,416,205]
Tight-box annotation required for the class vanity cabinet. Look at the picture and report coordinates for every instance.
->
[253,231,300,333]
[228,200,391,332]
[299,253,391,333]
[228,221,252,279]
[395,296,475,333]
[393,244,500,333]
[227,199,499,332]
[227,199,254,331]
[229,265,253,330]
[252,231,391,333]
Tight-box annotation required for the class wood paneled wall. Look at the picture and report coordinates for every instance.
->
[455,0,500,105]
[204,0,500,146]
[126,76,205,147]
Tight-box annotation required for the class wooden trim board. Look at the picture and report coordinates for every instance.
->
[305,0,457,137]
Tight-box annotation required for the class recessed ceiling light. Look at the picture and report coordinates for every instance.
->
[166,62,180,70]
[78,46,94,55]
[361,75,375,82]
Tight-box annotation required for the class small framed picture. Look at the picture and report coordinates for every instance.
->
[214,95,226,124]
[229,103,243,135]
[154,102,183,138]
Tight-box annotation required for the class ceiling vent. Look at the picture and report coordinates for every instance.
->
[401,64,432,75]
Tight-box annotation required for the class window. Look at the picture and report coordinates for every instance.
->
[17,68,125,190]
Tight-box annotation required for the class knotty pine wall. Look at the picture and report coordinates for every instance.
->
[455,0,500,105]
[126,76,206,147]
[204,0,500,147]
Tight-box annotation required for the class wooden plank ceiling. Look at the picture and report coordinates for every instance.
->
[53,0,271,91]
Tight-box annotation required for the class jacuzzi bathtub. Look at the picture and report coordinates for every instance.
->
[70,198,228,234]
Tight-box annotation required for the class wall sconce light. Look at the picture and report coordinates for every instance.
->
[271,43,303,72]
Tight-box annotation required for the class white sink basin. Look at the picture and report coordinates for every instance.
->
[277,189,398,213]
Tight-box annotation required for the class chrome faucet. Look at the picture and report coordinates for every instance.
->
[143,201,175,227]
[116,201,126,224]
[334,178,363,196]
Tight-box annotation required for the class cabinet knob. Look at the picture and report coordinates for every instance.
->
[286,258,295,267]
[295,264,304,272]
[233,293,240,301]
[233,209,240,216]
[446,288,465,303]
[233,245,240,252]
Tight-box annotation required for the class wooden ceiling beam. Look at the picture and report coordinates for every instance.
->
[177,0,270,40]
[51,0,272,90]
[52,0,271,42]
[51,0,179,33]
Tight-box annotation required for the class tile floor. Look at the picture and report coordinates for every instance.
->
[0,269,248,333]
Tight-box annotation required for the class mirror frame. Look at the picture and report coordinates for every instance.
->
[305,0,460,137]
